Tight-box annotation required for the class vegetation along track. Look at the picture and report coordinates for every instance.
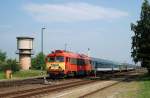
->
[0,79,97,98]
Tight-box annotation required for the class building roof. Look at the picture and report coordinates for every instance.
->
[16,36,34,39]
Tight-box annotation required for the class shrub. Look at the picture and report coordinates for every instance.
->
[31,52,46,70]
[3,59,20,72]
[0,50,6,62]
[0,61,7,71]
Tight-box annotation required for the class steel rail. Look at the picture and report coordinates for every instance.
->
[0,80,97,98]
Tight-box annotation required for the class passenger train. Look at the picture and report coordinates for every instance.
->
[91,58,135,72]
[45,50,135,78]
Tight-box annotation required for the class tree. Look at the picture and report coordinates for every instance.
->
[0,50,6,62]
[31,52,46,70]
[0,50,7,71]
[131,0,150,73]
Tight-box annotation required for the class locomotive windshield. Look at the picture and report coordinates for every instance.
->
[47,57,55,62]
[47,56,64,62]
[55,56,64,62]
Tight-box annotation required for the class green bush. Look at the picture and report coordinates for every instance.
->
[0,61,7,71]
[0,72,5,79]
[0,50,20,72]
[31,52,46,70]
[0,50,6,62]
[2,59,20,72]
[0,50,7,71]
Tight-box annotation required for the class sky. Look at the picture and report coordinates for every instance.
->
[0,0,145,63]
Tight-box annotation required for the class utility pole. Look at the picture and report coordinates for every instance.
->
[87,48,90,56]
[41,27,48,83]
[41,27,46,54]
[64,43,67,51]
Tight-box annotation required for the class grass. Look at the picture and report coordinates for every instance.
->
[116,91,139,98]
[13,70,46,79]
[0,70,47,80]
[0,72,5,79]
[112,81,140,98]
[138,74,150,98]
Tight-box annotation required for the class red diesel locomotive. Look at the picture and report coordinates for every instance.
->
[46,50,92,77]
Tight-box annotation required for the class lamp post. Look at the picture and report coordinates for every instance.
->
[41,27,46,54]
[41,27,48,83]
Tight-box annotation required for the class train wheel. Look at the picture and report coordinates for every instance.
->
[62,75,67,79]
[73,71,77,77]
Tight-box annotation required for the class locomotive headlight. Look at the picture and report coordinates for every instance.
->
[46,63,51,70]
[58,66,62,69]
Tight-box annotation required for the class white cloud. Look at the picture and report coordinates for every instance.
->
[23,2,129,22]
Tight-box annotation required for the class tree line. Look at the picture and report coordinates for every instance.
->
[0,49,45,72]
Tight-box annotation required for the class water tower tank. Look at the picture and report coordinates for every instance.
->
[16,37,34,70]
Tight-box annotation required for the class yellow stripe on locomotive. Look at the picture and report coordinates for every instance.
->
[46,62,65,72]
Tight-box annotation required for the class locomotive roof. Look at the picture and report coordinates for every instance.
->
[47,50,90,59]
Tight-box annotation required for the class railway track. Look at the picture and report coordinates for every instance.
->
[0,70,135,87]
[0,79,97,98]
[0,70,141,98]
[0,77,46,88]
[0,76,82,88]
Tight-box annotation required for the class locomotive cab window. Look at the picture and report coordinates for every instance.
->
[47,57,55,62]
[55,56,64,62]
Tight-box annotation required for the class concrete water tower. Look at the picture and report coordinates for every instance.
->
[16,37,34,70]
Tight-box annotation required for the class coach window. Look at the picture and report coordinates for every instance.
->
[77,59,85,66]
[66,57,70,62]
[85,60,90,65]
[77,59,80,66]
[80,59,83,65]
[70,58,77,65]
[89,60,92,64]
[82,59,85,65]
